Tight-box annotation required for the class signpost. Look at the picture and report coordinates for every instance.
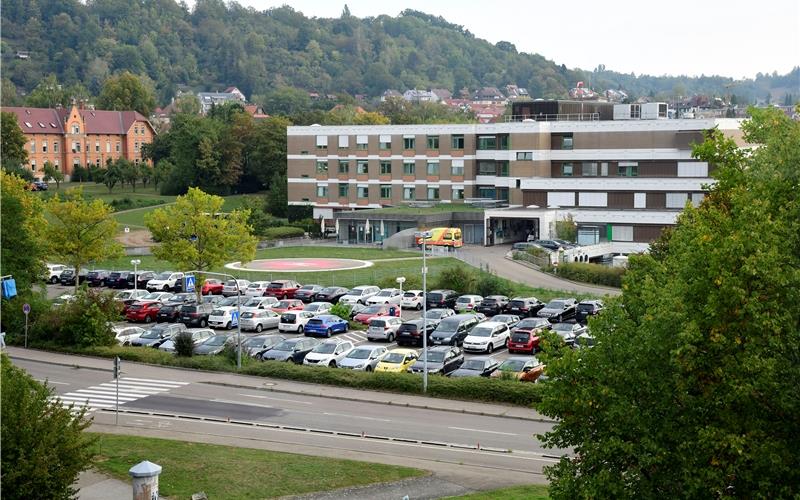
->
[113,356,121,425]
[22,303,30,348]
[184,275,195,293]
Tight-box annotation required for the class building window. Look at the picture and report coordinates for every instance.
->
[317,185,328,198]
[357,186,369,199]
[562,135,574,150]
[379,135,391,150]
[106,141,111,153]
[42,141,48,153]
[71,125,80,134]
[30,160,36,171]
[338,160,349,174]
[356,135,368,150]
[427,187,440,200]
[562,163,574,177]
[134,142,140,153]
[116,142,121,152]
[53,142,59,153]
[73,158,79,168]
[611,225,633,242]
[452,186,464,200]
[516,152,533,161]
[380,161,392,175]
[426,161,440,176]
[478,161,496,175]
[497,187,509,201]
[451,135,464,150]
[666,192,689,208]
[96,141,100,153]
[582,162,598,176]
[380,185,392,199]
[403,136,415,149]
[618,164,639,177]
[316,160,328,174]
[451,160,464,176]
[403,186,416,200]
[356,160,369,175]
[338,135,349,149]
[54,159,59,168]
[30,141,36,153]
[498,161,509,177]
[316,135,328,149]
[426,135,439,150]
[498,135,509,150]
[477,136,496,150]
[72,141,81,153]
[478,187,496,199]
[338,184,349,197]
[403,161,415,176]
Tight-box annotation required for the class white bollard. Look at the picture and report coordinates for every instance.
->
[129,460,162,500]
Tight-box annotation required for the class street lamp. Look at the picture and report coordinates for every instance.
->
[414,230,432,393]
[395,276,406,322]
[130,259,141,292]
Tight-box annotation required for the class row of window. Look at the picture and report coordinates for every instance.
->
[561,162,637,177]
[316,184,465,201]
[31,140,131,154]
[317,135,467,151]
[315,160,465,177]
[68,124,148,135]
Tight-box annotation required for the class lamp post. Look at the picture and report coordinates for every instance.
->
[395,276,405,322]
[131,259,141,292]
[415,230,432,393]
[185,270,243,369]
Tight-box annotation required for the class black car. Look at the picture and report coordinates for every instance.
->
[178,303,214,328]
[425,289,459,309]
[314,286,349,303]
[87,270,111,287]
[474,295,510,316]
[430,314,480,346]
[537,298,579,323]
[261,337,320,363]
[294,284,324,303]
[156,304,182,323]
[168,293,197,305]
[531,239,563,251]
[507,297,545,317]
[133,271,156,290]
[106,271,130,289]
[59,268,88,286]
[448,356,500,378]
[408,346,464,375]
[396,319,437,347]
[576,300,605,324]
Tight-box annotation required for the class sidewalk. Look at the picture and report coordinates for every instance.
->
[8,347,553,422]
[75,470,130,500]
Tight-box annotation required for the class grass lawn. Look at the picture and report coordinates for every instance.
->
[446,485,549,499]
[91,434,425,499]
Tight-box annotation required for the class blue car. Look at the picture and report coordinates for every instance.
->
[304,315,349,337]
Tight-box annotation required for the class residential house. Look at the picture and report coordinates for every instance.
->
[472,87,506,104]
[381,90,403,102]
[403,89,440,103]
[197,87,247,114]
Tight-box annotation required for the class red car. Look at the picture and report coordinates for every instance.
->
[508,317,552,353]
[353,304,401,325]
[202,279,224,296]
[271,299,305,314]
[264,280,302,299]
[125,301,163,323]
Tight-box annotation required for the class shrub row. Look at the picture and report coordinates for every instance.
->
[551,262,625,288]
[261,226,306,240]
[109,197,164,212]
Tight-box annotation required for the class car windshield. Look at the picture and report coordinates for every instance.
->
[241,312,255,318]
[553,324,574,333]
[140,330,162,339]
[347,349,372,359]
[244,299,262,307]
[180,305,198,313]
[142,293,161,300]
[461,360,486,370]
[218,297,239,307]
[268,283,284,289]
[319,287,338,294]
[517,319,544,329]
[578,303,595,311]
[281,313,296,322]
[456,298,472,304]
[403,292,417,298]
[247,283,262,289]
[313,343,338,354]
[469,327,493,337]
[361,306,382,314]
[500,360,527,371]
[116,291,132,299]
[545,300,565,309]
[377,290,393,297]
[347,289,363,296]
[494,315,512,323]
[481,299,498,304]
[436,318,460,333]
[273,341,296,352]
[306,304,323,311]
[243,337,267,347]
[300,285,318,290]
[205,335,229,346]
[420,351,445,363]
[383,352,407,363]
[156,272,171,280]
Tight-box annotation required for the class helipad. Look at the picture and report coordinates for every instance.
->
[225,257,374,273]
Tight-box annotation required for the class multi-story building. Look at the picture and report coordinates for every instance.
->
[286,100,743,249]
[3,104,155,179]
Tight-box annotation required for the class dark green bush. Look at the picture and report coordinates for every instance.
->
[554,262,625,288]
[36,290,120,347]
[0,291,52,345]
[377,274,422,290]
[262,226,305,240]
[173,332,195,357]
[473,271,513,297]
[109,197,164,212]
[433,266,475,293]
[329,303,351,320]
[290,218,321,237]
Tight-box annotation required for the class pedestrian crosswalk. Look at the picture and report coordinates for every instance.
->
[51,377,189,412]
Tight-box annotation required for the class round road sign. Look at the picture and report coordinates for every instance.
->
[22,303,31,314]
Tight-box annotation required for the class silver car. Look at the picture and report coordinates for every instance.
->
[158,328,214,353]
[338,345,388,371]
[366,316,403,342]
[240,309,280,332]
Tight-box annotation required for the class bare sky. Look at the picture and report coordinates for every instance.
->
[218,0,799,78]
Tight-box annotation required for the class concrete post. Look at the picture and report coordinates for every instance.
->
[129,460,162,500]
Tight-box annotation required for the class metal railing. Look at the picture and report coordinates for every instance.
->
[505,113,600,122]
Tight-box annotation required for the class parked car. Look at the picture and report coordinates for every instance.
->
[455,294,483,312]
[528,239,564,251]
[139,291,175,303]
[474,295,510,316]
[178,303,214,328]
[339,345,388,371]
[106,271,130,289]
[113,326,145,346]
[365,288,403,306]
[396,319,437,347]
[59,268,88,286]
[366,316,404,342]
[264,280,302,299]
[195,334,237,355]
[261,337,320,363]
[201,295,225,306]
[302,339,355,368]
[240,309,280,332]
[553,239,577,249]
[339,285,380,306]
[462,321,511,353]
[507,297,545,317]
[576,300,605,324]
[430,314,480,346]
[489,357,544,382]
[158,329,214,353]
[240,296,279,314]
[423,308,455,328]
[45,263,67,284]
[222,279,251,297]
[492,314,521,329]
[147,272,185,292]
[278,311,317,333]
[244,281,271,297]
[156,303,182,323]
[201,278,225,296]
[575,332,596,349]
[247,334,286,359]
[551,322,587,347]
[353,304,400,325]
[168,293,197,305]
[448,356,500,378]
[87,270,111,287]
[130,323,186,347]
[32,180,48,191]
[408,346,464,376]
[114,289,149,307]
[537,298,578,323]
[132,271,156,290]
[304,315,349,337]
[125,301,163,323]
[374,348,419,373]
[303,301,333,316]
[294,284,324,303]
[400,290,425,310]
[425,289,459,309]
[508,317,552,354]
[313,286,349,303]
[348,303,367,319]
[270,299,304,313]
[208,307,241,329]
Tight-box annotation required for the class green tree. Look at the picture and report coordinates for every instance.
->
[265,172,288,217]
[152,159,173,191]
[554,214,577,243]
[1,355,96,500]
[1,78,22,106]
[96,71,156,116]
[537,108,800,497]
[144,188,258,300]
[42,161,64,189]
[118,158,140,191]
[1,111,29,170]
[103,160,124,192]
[175,93,201,115]
[24,74,69,108]
[46,190,123,294]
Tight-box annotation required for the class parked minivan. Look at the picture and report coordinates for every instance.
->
[425,289,459,309]
[430,313,480,346]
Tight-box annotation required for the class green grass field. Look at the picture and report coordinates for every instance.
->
[91,434,424,499]
[446,485,550,499]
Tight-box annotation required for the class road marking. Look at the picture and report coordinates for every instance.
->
[210,398,274,409]
[116,379,187,389]
[36,379,69,385]
[52,378,189,412]
[238,394,313,405]
[323,412,392,422]
[121,377,190,385]
[448,427,518,436]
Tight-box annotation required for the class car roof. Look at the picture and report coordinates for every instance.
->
[446,313,480,321]
[504,356,535,363]
[312,314,340,320]
[579,300,603,305]
[472,321,506,328]
[386,348,418,355]
[427,345,455,352]
[467,355,496,362]
[350,285,375,290]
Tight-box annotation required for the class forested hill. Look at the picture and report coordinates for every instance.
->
[2,0,796,106]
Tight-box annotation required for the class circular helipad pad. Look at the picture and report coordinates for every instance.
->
[226,257,374,273]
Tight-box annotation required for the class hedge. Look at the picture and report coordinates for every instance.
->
[552,262,625,288]
[262,226,306,240]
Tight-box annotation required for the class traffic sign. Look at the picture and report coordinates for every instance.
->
[22,303,30,315]
[184,275,196,293]
[124,226,130,233]
[231,310,239,327]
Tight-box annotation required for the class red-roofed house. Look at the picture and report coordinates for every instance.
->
[3,104,156,179]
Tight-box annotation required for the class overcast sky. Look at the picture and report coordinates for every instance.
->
[220,0,799,78]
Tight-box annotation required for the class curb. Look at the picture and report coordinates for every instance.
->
[503,255,622,295]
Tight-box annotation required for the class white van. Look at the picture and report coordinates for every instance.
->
[278,311,316,333]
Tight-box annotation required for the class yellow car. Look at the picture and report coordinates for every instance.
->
[374,348,419,373]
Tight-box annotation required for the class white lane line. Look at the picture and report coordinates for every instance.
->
[97,384,166,393]
[210,398,274,409]
[238,394,313,405]
[323,412,392,422]
[72,390,146,398]
[114,380,186,389]
[55,398,115,408]
[36,379,69,385]
[69,392,138,401]
[448,427,519,436]
[121,377,189,385]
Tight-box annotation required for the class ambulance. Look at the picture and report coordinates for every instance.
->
[414,227,463,248]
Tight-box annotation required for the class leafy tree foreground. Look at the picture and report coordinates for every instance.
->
[537,107,800,498]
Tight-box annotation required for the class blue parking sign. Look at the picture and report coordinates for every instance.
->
[231,310,239,327]
[184,275,195,293]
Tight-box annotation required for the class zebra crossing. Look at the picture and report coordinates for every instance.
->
[52,377,189,412]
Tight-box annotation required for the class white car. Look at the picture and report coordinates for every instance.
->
[338,345,388,371]
[114,289,149,302]
[366,316,404,342]
[366,288,403,306]
[244,281,271,297]
[46,263,67,284]
[303,301,333,316]
[278,310,316,333]
[338,285,380,306]
[455,294,483,312]
[240,309,280,332]
[208,307,241,329]
[158,328,214,353]
[139,291,175,303]
[462,321,510,354]
[222,279,251,297]
[401,290,424,310]
[146,272,184,292]
[240,296,279,314]
[113,326,145,345]
[302,339,355,368]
